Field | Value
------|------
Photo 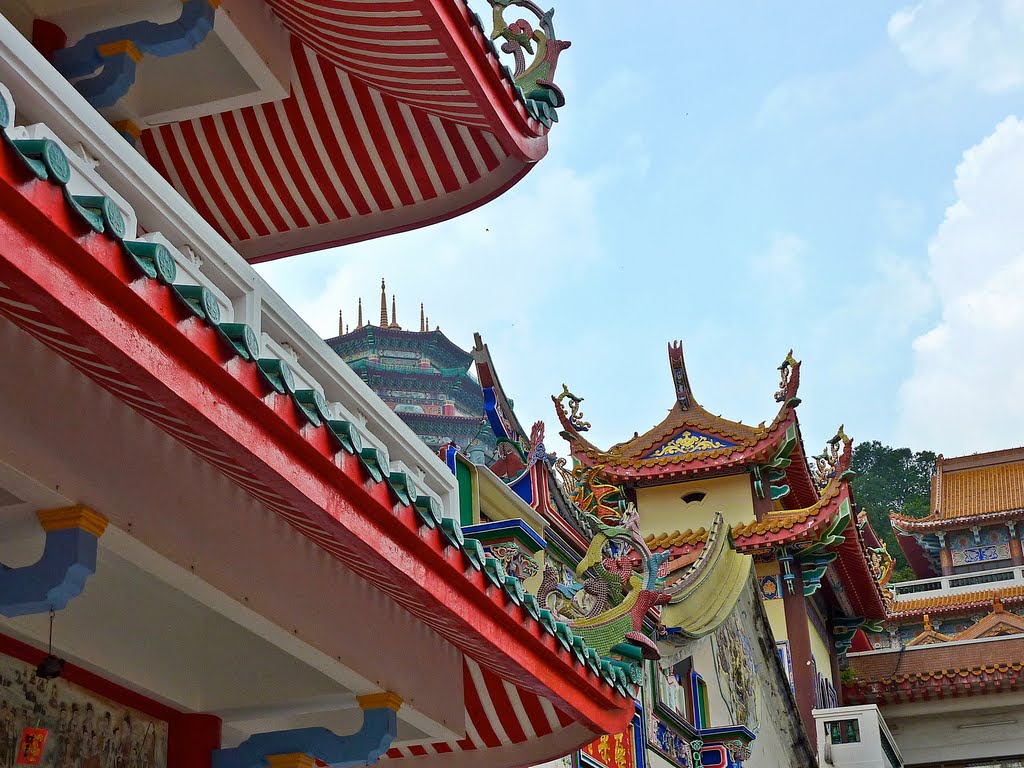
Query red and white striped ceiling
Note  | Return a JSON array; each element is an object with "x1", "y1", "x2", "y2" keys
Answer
[
  {"x1": 385, "y1": 657, "x2": 588, "y2": 763},
  {"x1": 140, "y1": 0, "x2": 552, "y2": 262}
]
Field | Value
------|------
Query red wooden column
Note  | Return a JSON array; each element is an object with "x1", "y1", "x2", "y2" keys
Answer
[
  {"x1": 169, "y1": 714, "x2": 222, "y2": 768},
  {"x1": 938, "y1": 533, "x2": 954, "y2": 576},
  {"x1": 782, "y1": 565, "x2": 818, "y2": 751},
  {"x1": 1009, "y1": 523, "x2": 1024, "y2": 566}
]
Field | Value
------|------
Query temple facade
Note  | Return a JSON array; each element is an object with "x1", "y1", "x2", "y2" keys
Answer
[
  {"x1": 551, "y1": 343, "x2": 892, "y2": 762},
  {"x1": 448, "y1": 337, "x2": 900, "y2": 768},
  {"x1": 842, "y1": 448, "x2": 1024, "y2": 767}
]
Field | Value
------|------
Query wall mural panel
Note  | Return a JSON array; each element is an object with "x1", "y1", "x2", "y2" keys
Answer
[
  {"x1": 712, "y1": 613, "x2": 759, "y2": 732},
  {"x1": 0, "y1": 653, "x2": 167, "y2": 768},
  {"x1": 950, "y1": 526, "x2": 1011, "y2": 566}
]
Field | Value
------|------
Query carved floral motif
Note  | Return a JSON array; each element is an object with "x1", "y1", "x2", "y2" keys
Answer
[{"x1": 649, "y1": 431, "x2": 731, "y2": 458}]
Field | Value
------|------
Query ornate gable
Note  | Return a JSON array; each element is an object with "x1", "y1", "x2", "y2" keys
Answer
[
  {"x1": 954, "y1": 597, "x2": 1024, "y2": 641},
  {"x1": 645, "y1": 430, "x2": 738, "y2": 458}
]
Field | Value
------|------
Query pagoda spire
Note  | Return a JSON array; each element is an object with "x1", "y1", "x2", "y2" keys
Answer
[
  {"x1": 357, "y1": 298, "x2": 363, "y2": 329},
  {"x1": 379, "y1": 279, "x2": 388, "y2": 326},
  {"x1": 338, "y1": 309, "x2": 344, "y2": 336},
  {"x1": 390, "y1": 294, "x2": 401, "y2": 329},
  {"x1": 420, "y1": 303, "x2": 425, "y2": 333}
]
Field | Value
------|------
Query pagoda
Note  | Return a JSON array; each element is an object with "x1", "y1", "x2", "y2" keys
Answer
[
  {"x1": 842, "y1": 448, "x2": 1024, "y2": 766},
  {"x1": 326, "y1": 282, "x2": 496, "y2": 462},
  {"x1": 0, "y1": 4, "x2": 645, "y2": 768},
  {"x1": 551, "y1": 343, "x2": 891, "y2": 757}
]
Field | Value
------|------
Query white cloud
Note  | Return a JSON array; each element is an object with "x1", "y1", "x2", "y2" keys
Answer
[
  {"x1": 897, "y1": 115, "x2": 1024, "y2": 453},
  {"x1": 751, "y1": 233, "x2": 806, "y2": 292},
  {"x1": 254, "y1": 160, "x2": 609, "y2": 459},
  {"x1": 878, "y1": 193, "x2": 926, "y2": 240},
  {"x1": 256, "y1": 163, "x2": 603, "y2": 342},
  {"x1": 856, "y1": 256, "x2": 935, "y2": 338},
  {"x1": 889, "y1": 0, "x2": 1024, "y2": 93}
]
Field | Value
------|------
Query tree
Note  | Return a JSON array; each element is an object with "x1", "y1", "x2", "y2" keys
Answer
[{"x1": 849, "y1": 441, "x2": 936, "y2": 580}]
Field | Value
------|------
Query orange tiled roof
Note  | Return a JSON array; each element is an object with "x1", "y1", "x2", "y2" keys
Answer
[
  {"x1": 954, "y1": 608, "x2": 1024, "y2": 641},
  {"x1": 889, "y1": 585, "x2": 1024, "y2": 617},
  {"x1": 732, "y1": 479, "x2": 842, "y2": 540},
  {"x1": 847, "y1": 636, "x2": 1024, "y2": 686},
  {"x1": 646, "y1": 528, "x2": 709, "y2": 549},
  {"x1": 934, "y1": 457, "x2": 1024, "y2": 519},
  {"x1": 905, "y1": 628, "x2": 954, "y2": 646}
]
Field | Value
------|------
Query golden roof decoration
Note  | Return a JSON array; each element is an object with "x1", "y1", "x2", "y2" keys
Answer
[
  {"x1": 648, "y1": 431, "x2": 734, "y2": 458},
  {"x1": 645, "y1": 528, "x2": 709, "y2": 550}
]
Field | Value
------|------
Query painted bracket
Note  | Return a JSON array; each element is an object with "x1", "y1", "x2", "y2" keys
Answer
[
  {"x1": 48, "y1": 0, "x2": 219, "y2": 109},
  {"x1": 0, "y1": 506, "x2": 108, "y2": 617},
  {"x1": 213, "y1": 693, "x2": 402, "y2": 768}
]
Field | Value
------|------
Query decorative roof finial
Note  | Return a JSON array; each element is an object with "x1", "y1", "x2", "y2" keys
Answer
[
  {"x1": 357, "y1": 298, "x2": 363, "y2": 329},
  {"x1": 338, "y1": 309, "x2": 344, "y2": 336},
  {"x1": 923, "y1": 614, "x2": 933, "y2": 632},
  {"x1": 390, "y1": 294, "x2": 400, "y2": 330},
  {"x1": 420, "y1": 303, "x2": 425, "y2": 333},
  {"x1": 667, "y1": 341, "x2": 693, "y2": 409},
  {"x1": 379, "y1": 279, "x2": 388, "y2": 326},
  {"x1": 775, "y1": 349, "x2": 802, "y2": 404},
  {"x1": 994, "y1": 592, "x2": 1004, "y2": 613}
]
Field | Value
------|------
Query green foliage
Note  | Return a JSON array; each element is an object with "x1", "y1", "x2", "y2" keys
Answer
[
  {"x1": 849, "y1": 441, "x2": 936, "y2": 580},
  {"x1": 839, "y1": 666, "x2": 858, "y2": 686}
]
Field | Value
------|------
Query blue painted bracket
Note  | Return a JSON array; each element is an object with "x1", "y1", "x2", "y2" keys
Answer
[
  {"x1": 50, "y1": 0, "x2": 217, "y2": 109},
  {"x1": 0, "y1": 507, "x2": 107, "y2": 617},
  {"x1": 213, "y1": 702, "x2": 399, "y2": 768}
]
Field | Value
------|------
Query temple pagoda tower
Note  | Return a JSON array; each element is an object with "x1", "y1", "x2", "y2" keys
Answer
[{"x1": 325, "y1": 281, "x2": 497, "y2": 462}]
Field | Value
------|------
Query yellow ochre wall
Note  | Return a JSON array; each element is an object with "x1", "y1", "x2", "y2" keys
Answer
[
  {"x1": 755, "y1": 559, "x2": 788, "y2": 643},
  {"x1": 634, "y1": 473, "x2": 754, "y2": 537},
  {"x1": 808, "y1": 605, "x2": 834, "y2": 686}
]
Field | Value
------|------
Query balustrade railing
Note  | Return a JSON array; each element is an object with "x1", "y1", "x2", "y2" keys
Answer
[
  {"x1": 892, "y1": 565, "x2": 1024, "y2": 599},
  {"x1": 0, "y1": 18, "x2": 458, "y2": 515}
]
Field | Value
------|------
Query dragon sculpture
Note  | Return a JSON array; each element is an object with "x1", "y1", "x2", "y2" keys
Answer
[{"x1": 538, "y1": 502, "x2": 670, "y2": 660}]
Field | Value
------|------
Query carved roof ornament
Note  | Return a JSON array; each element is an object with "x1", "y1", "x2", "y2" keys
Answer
[
  {"x1": 554, "y1": 383, "x2": 591, "y2": 432},
  {"x1": 775, "y1": 349, "x2": 801, "y2": 404},
  {"x1": 487, "y1": 0, "x2": 571, "y2": 126},
  {"x1": 814, "y1": 425, "x2": 852, "y2": 490}
]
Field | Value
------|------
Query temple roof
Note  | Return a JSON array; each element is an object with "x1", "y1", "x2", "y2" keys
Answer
[
  {"x1": 328, "y1": 324, "x2": 475, "y2": 372},
  {"x1": 643, "y1": 433, "x2": 888, "y2": 620},
  {"x1": 0, "y1": 89, "x2": 636, "y2": 756},
  {"x1": 888, "y1": 586, "x2": 1024, "y2": 620},
  {"x1": 125, "y1": 1, "x2": 571, "y2": 261},
  {"x1": 891, "y1": 447, "x2": 1024, "y2": 534},
  {"x1": 660, "y1": 513, "x2": 753, "y2": 639},
  {"x1": 552, "y1": 344, "x2": 817, "y2": 503},
  {"x1": 845, "y1": 636, "x2": 1024, "y2": 705}
]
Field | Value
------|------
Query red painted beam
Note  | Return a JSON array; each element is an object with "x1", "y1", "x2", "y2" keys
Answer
[{"x1": 0, "y1": 148, "x2": 632, "y2": 736}]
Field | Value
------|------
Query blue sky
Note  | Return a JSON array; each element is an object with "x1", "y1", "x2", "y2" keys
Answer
[{"x1": 258, "y1": 1, "x2": 1024, "y2": 461}]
